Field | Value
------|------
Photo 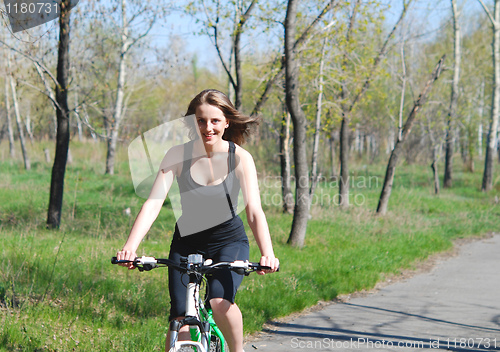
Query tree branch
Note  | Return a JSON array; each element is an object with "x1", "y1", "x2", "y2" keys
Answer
[
  {"x1": 0, "y1": 39, "x2": 60, "y2": 89},
  {"x1": 478, "y1": 0, "x2": 496, "y2": 24}
]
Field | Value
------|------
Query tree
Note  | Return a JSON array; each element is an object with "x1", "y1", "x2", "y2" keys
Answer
[
  {"x1": 186, "y1": 0, "x2": 257, "y2": 110},
  {"x1": 285, "y1": 0, "x2": 309, "y2": 248},
  {"x1": 104, "y1": 0, "x2": 158, "y2": 175},
  {"x1": 377, "y1": 55, "x2": 446, "y2": 215},
  {"x1": 7, "y1": 52, "x2": 30, "y2": 170},
  {"x1": 443, "y1": 0, "x2": 461, "y2": 188},
  {"x1": 336, "y1": 0, "x2": 411, "y2": 209},
  {"x1": 478, "y1": 0, "x2": 500, "y2": 192},
  {"x1": 47, "y1": 0, "x2": 72, "y2": 228},
  {"x1": 310, "y1": 37, "x2": 327, "y2": 201},
  {"x1": 280, "y1": 110, "x2": 294, "y2": 213}
]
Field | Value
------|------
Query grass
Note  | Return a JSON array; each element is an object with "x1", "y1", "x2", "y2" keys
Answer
[{"x1": 1, "y1": 140, "x2": 499, "y2": 351}]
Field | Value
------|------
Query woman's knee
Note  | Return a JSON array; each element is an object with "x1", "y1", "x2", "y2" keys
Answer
[{"x1": 210, "y1": 298, "x2": 233, "y2": 315}]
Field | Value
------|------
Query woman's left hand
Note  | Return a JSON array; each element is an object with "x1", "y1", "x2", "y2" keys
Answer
[{"x1": 258, "y1": 255, "x2": 280, "y2": 275}]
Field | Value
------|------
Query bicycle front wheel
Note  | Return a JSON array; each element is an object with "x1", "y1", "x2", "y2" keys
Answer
[{"x1": 209, "y1": 333, "x2": 229, "y2": 352}]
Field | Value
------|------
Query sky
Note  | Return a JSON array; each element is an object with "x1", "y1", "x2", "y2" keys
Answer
[{"x1": 145, "y1": 0, "x2": 489, "y2": 70}]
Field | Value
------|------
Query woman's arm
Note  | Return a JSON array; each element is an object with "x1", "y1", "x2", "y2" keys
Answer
[
  {"x1": 236, "y1": 147, "x2": 279, "y2": 273},
  {"x1": 116, "y1": 146, "x2": 181, "y2": 269}
]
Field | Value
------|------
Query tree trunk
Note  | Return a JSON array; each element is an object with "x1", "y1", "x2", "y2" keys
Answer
[
  {"x1": 234, "y1": 0, "x2": 255, "y2": 110},
  {"x1": 285, "y1": 0, "x2": 309, "y2": 248},
  {"x1": 8, "y1": 56, "x2": 30, "y2": 170},
  {"x1": 310, "y1": 38, "x2": 326, "y2": 202},
  {"x1": 497, "y1": 131, "x2": 500, "y2": 162},
  {"x1": 444, "y1": 0, "x2": 461, "y2": 188},
  {"x1": 426, "y1": 116, "x2": 441, "y2": 195},
  {"x1": 25, "y1": 111, "x2": 34, "y2": 144},
  {"x1": 431, "y1": 147, "x2": 440, "y2": 195},
  {"x1": 338, "y1": 0, "x2": 361, "y2": 209},
  {"x1": 467, "y1": 125, "x2": 475, "y2": 172},
  {"x1": 47, "y1": 0, "x2": 71, "y2": 228},
  {"x1": 478, "y1": 123, "x2": 483, "y2": 157},
  {"x1": 329, "y1": 128, "x2": 337, "y2": 177},
  {"x1": 106, "y1": 0, "x2": 130, "y2": 175},
  {"x1": 339, "y1": 114, "x2": 350, "y2": 208},
  {"x1": 480, "y1": 0, "x2": 500, "y2": 192},
  {"x1": 377, "y1": 55, "x2": 445, "y2": 215},
  {"x1": 280, "y1": 112, "x2": 294, "y2": 214},
  {"x1": 398, "y1": 39, "x2": 406, "y2": 142},
  {"x1": 4, "y1": 72, "x2": 15, "y2": 158},
  {"x1": 75, "y1": 90, "x2": 83, "y2": 141}
]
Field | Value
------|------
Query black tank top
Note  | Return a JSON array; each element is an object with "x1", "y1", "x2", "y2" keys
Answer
[{"x1": 174, "y1": 140, "x2": 246, "y2": 245}]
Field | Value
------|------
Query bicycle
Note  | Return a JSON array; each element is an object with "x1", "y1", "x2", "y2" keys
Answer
[{"x1": 112, "y1": 254, "x2": 274, "y2": 352}]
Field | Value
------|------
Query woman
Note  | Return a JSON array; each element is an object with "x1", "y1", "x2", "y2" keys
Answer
[{"x1": 116, "y1": 89, "x2": 279, "y2": 352}]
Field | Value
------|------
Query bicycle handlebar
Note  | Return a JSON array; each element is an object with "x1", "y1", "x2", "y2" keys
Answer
[{"x1": 111, "y1": 256, "x2": 278, "y2": 275}]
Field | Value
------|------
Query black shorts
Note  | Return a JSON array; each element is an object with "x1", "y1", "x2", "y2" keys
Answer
[{"x1": 167, "y1": 237, "x2": 249, "y2": 320}]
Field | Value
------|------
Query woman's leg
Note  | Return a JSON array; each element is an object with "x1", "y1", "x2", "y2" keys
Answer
[
  {"x1": 210, "y1": 298, "x2": 244, "y2": 352},
  {"x1": 167, "y1": 239, "x2": 203, "y2": 351},
  {"x1": 206, "y1": 239, "x2": 249, "y2": 352}
]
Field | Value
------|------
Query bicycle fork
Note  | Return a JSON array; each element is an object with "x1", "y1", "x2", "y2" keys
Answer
[{"x1": 169, "y1": 273, "x2": 210, "y2": 351}]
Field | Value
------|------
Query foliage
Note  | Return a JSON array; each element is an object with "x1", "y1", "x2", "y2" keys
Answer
[{"x1": 1, "y1": 142, "x2": 499, "y2": 350}]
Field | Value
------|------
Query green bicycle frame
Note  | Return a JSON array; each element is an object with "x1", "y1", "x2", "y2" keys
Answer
[{"x1": 189, "y1": 303, "x2": 226, "y2": 352}]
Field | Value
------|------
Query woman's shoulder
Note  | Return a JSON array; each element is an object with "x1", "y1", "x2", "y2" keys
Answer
[
  {"x1": 160, "y1": 143, "x2": 189, "y2": 174},
  {"x1": 233, "y1": 143, "x2": 256, "y2": 171},
  {"x1": 233, "y1": 143, "x2": 252, "y2": 160},
  {"x1": 166, "y1": 143, "x2": 187, "y2": 161}
]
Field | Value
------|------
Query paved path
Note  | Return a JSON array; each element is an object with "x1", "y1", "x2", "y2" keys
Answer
[{"x1": 245, "y1": 234, "x2": 500, "y2": 352}]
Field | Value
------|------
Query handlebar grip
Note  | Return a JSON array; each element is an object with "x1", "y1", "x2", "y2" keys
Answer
[
  {"x1": 252, "y1": 264, "x2": 279, "y2": 272},
  {"x1": 111, "y1": 257, "x2": 134, "y2": 265}
]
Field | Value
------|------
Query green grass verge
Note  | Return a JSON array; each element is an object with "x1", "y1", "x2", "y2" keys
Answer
[{"x1": 1, "y1": 141, "x2": 499, "y2": 351}]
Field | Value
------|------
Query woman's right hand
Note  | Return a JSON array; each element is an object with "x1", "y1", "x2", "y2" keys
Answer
[{"x1": 116, "y1": 249, "x2": 137, "y2": 270}]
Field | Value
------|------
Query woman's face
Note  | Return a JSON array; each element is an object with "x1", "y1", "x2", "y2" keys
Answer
[{"x1": 195, "y1": 104, "x2": 228, "y2": 147}]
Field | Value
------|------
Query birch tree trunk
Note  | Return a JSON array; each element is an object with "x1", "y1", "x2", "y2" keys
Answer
[
  {"x1": 4, "y1": 73, "x2": 15, "y2": 158},
  {"x1": 478, "y1": 81, "x2": 485, "y2": 157},
  {"x1": 310, "y1": 38, "x2": 326, "y2": 202},
  {"x1": 280, "y1": 112, "x2": 294, "y2": 214},
  {"x1": 426, "y1": 116, "x2": 441, "y2": 194},
  {"x1": 47, "y1": 0, "x2": 72, "y2": 228},
  {"x1": 106, "y1": 0, "x2": 130, "y2": 175},
  {"x1": 479, "y1": 0, "x2": 500, "y2": 192},
  {"x1": 444, "y1": 0, "x2": 461, "y2": 188},
  {"x1": 377, "y1": 55, "x2": 445, "y2": 215},
  {"x1": 285, "y1": 0, "x2": 310, "y2": 248},
  {"x1": 8, "y1": 56, "x2": 31, "y2": 170}
]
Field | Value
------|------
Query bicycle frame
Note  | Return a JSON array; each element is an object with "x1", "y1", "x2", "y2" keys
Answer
[{"x1": 167, "y1": 258, "x2": 227, "y2": 352}]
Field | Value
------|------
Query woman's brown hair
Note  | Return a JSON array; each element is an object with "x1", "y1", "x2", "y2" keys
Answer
[{"x1": 185, "y1": 89, "x2": 259, "y2": 145}]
